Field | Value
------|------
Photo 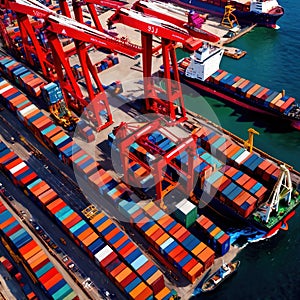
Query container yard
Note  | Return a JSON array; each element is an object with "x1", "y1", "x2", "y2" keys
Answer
[{"x1": 0, "y1": 0, "x2": 299, "y2": 300}]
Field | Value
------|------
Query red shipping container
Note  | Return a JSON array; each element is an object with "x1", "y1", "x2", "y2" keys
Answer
[
  {"x1": 136, "y1": 260, "x2": 153, "y2": 277},
  {"x1": 109, "y1": 262, "x2": 127, "y2": 279},
  {"x1": 120, "y1": 271, "x2": 137, "y2": 289},
  {"x1": 177, "y1": 230, "x2": 190, "y2": 243},
  {"x1": 99, "y1": 251, "x2": 118, "y2": 268},
  {"x1": 118, "y1": 242, "x2": 135, "y2": 257},
  {"x1": 173, "y1": 250, "x2": 188, "y2": 264},
  {"x1": 172, "y1": 226, "x2": 187, "y2": 240},
  {"x1": 46, "y1": 199, "x2": 66, "y2": 214},
  {"x1": 147, "y1": 271, "x2": 165, "y2": 295},
  {"x1": 19, "y1": 240, "x2": 38, "y2": 256},
  {"x1": 182, "y1": 257, "x2": 198, "y2": 278},
  {"x1": 4, "y1": 157, "x2": 23, "y2": 171},
  {"x1": 168, "y1": 246, "x2": 182, "y2": 263},
  {"x1": 149, "y1": 228, "x2": 164, "y2": 242},
  {"x1": 43, "y1": 273, "x2": 63, "y2": 290},
  {"x1": 243, "y1": 178, "x2": 257, "y2": 191},
  {"x1": 19, "y1": 172, "x2": 38, "y2": 186},
  {"x1": 168, "y1": 223, "x2": 182, "y2": 236},
  {"x1": 6, "y1": 224, "x2": 23, "y2": 237},
  {"x1": 38, "y1": 189, "x2": 58, "y2": 206},
  {"x1": 39, "y1": 267, "x2": 59, "y2": 285}
]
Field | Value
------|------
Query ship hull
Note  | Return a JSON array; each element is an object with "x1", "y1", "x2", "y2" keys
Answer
[
  {"x1": 167, "y1": 0, "x2": 283, "y2": 28},
  {"x1": 178, "y1": 72, "x2": 300, "y2": 130},
  {"x1": 204, "y1": 196, "x2": 296, "y2": 238}
]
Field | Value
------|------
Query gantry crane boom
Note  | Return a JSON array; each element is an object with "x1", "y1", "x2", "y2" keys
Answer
[
  {"x1": 108, "y1": 7, "x2": 202, "y2": 122},
  {"x1": 1, "y1": 0, "x2": 203, "y2": 126}
]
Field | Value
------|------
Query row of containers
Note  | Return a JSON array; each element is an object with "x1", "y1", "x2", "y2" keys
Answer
[
  {"x1": 0, "y1": 55, "x2": 219, "y2": 291},
  {"x1": 0, "y1": 256, "x2": 38, "y2": 300},
  {"x1": 194, "y1": 125, "x2": 281, "y2": 186},
  {"x1": 0, "y1": 55, "x2": 47, "y2": 97},
  {"x1": 71, "y1": 54, "x2": 119, "y2": 80},
  {"x1": 117, "y1": 199, "x2": 215, "y2": 282},
  {"x1": 0, "y1": 51, "x2": 262, "y2": 285},
  {"x1": 0, "y1": 54, "x2": 95, "y2": 141},
  {"x1": 195, "y1": 215, "x2": 230, "y2": 256},
  {"x1": 208, "y1": 69, "x2": 296, "y2": 115},
  {"x1": 108, "y1": 129, "x2": 220, "y2": 192},
  {"x1": 0, "y1": 141, "x2": 176, "y2": 300},
  {"x1": 0, "y1": 198, "x2": 78, "y2": 300}
]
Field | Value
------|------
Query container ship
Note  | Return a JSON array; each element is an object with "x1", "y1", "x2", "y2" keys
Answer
[
  {"x1": 0, "y1": 1, "x2": 299, "y2": 298},
  {"x1": 171, "y1": 42, "x2": 300, "y2": 130},
  {"x1": 162, "y1": 0, "x2": 284, "y2": 28}
]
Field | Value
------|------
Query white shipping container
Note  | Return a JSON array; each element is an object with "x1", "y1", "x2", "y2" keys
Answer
[
  {"x1": 19, "y1": 104, "x2": 37, "y2": 118},
  {"x1": 235, "y1": 150, "x2": 250, "y2": 165},
  {"x1": 9, "y1": 162, "x2": 27, "y2": 174},
  {"x1": 0, "y1": 84, "x2": 13, "y2": 94},
  {"x1": 180, "y1": 201, "x2": 196, "y2": 215},
  {"x1": 94, "y1": 245, "x2": 113, "y2": 264}
]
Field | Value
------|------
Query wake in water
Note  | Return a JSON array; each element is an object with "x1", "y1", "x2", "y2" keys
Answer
[
  {"x1": 227, "y1": 226, "x2": 268, "y2": 247},
  {"x1": 192, "y1": 226, "x2": 278, "y2": 297}
]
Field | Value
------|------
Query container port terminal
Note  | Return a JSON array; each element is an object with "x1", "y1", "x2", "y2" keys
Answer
[{"x1": 0, "y1": 1, "x2": 299, "y2": 300}]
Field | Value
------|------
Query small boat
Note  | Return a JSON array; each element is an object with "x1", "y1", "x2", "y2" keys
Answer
[{"x1": 201, "y1": 260, "x2": 240, "y2": 293}]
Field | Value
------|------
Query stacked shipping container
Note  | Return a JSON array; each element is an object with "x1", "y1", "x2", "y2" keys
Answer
[
  {"x1": 0, "y1": 51, "x2": 283, "y2": 296},
  {"x1": 0, "y1": 199, "x2": 78, "y2": 300},
  {"x1": 196, "y1": 215, "x2": 230, "y2": 256},
  {"x1": 208, "y1": 69, "x2": 296, "y2": 115},
  {"x1": 0, "y1": 141, "x2": 168, "y2": 299}
]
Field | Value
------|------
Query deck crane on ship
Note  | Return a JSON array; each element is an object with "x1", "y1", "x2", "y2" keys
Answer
[
  {"x1": 256, "y1": 164, "x2": 293, "y2": 224},
  {"x1": 0, "y1": 0, "x2": 203, "y2": 128}
]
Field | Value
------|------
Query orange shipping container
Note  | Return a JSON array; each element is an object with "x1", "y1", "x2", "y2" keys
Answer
[
  {"x1": 109, "y1": 262, "x2": 127, "y2": 279},
  {"x1": 27, "y1": 250, "x2": 45, "y2": 268},
  {"x1": 187, "y1": 263, "x2": 203, "y2": 283},
  {"x1": 0, "y1": 216, "x2": 15, "y2": 230},
  {"x1": 129, "y1": 282, "x2": 152, "y2": 300},
  {"x1": 115, "y1": 267, "x2": 132, "y2": 284},
  {"x1": 38, "y1": 189, "x2": 58, "y2": 206},
  {"x1": 112, "y1": 235, "x2": 128, "y2": 249},
  {"x1": 82, "y1": 232, "x2": 98, "y2": 248},
  {"x1": 191, "y1": 242, "x2": 207, "y2": 257},
  {"x1": 246, "y1": 83, "x2": 261, "y2": 98},
  {"x1": 23, "y1": 245, "x2": 41, "y2": 261},
  {"x1": 90, "y1": 212, "x2": 106, "y2": 225},
  {"x1": 43, "y1": 273, "x2": 64, "y2": 290},
  {"x1": 154, "y1": 287, "x2": 172, "y2": 300},
  {"x1": 104, "y1": 228, "x2": 121, "y2": 242},
  {"x1": 77, "y1": 228, "x2": 94, "y2": 242},
  {"x1": 96, "y1": 219, "x2": 113, "y2": 233}
]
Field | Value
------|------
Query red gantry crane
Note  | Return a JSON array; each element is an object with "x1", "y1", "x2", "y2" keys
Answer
[
  {"x1": 1, "y1": 0, "x2": 202, "y2": 128},
  {"x1": 113, "y1": 118, "x2": 199, "y2": 207},
  {"x1": 107, "y1": 7, "x2": 202, "y2": 123},
  {"x1": 132, "y1": 0, "x2": 220, "y2": 43}
]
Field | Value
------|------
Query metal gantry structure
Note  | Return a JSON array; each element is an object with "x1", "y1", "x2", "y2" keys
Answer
[
  {"x1": 113, "y1": 118, "x2": 199, "y2": 207},
  {"x1": 0, "y1": 0, "x2": 202, "y2": 130},
  {"x1": 108, "y1": 7, "x2": 202, "y2": 123}
]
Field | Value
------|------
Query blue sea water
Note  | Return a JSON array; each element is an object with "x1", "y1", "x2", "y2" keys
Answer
[{"x1": 183, "y1": 1, "x2": 300, "y2": 299}]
